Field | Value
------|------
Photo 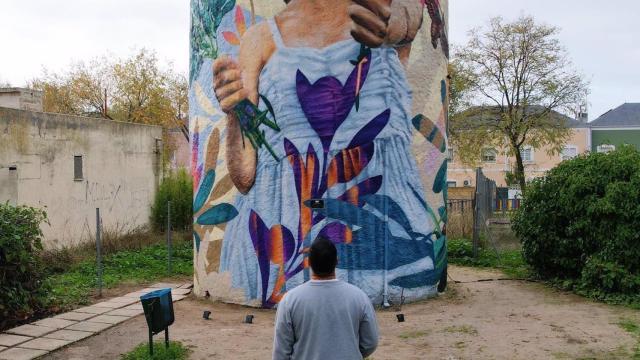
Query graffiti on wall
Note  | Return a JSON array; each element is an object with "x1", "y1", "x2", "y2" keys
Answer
[{"x1": 190, "y1": 0, "x2": 449, "y2": 307}]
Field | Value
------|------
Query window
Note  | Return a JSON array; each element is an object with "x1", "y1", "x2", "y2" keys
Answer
[
  {"x1": 447, "y1": 147, "x2": 454, "y2": 161},
  {"x1": 447, "y1": 181, "x2": 457, "y2": 188},
  {"x1": 597, "y1": 144, "x2": 615, "y2": 153},
  {"x1": 521, "y1": 147, "x2": 534, "y2": 163},
  {"x1": 561, "y1": 146, "x2": 578, "y2": 161},
  {"x1": 482, "y1": 148, "x2": 497, "y2": 163},
  {"x1": 74, "y1": 155, "x2": 83, "y2": 180}
]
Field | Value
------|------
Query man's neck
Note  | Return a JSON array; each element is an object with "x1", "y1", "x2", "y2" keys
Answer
[{"x1": 311, "y1": 273, "x2": 336, "y2": 281}]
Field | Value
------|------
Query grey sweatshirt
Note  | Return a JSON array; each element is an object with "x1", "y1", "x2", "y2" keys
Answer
[{"x1": 272, "y1": 279, "x2": 379, "y2": 360}]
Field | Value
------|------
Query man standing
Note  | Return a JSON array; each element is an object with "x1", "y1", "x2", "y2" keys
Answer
[{"x1": 272, "y1": 237, "x2": 379, "y2": 360}]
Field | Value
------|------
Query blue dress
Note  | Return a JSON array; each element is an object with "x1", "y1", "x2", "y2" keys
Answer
[{"x1": 220, "y1": 19, "x2": 440, "y2": 307}]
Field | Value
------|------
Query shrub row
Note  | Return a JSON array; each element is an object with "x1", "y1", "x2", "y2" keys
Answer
[{"x1": 512, "y1": 145, "x2": 640, "y2": 301}]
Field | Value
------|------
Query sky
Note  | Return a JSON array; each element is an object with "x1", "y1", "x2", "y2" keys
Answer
[{"x1": 0, "y1": 0, "x2": 638, "y2": 120}]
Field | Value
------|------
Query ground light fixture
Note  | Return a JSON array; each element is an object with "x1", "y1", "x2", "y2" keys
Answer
[
  {"x1": 203, "y1": 310, "x2": 212, "y2": 320},
  {"x1": 244, "y1": 314, "x2": 255, "y2": 324},
  {"x1": 140, "y1": 288, "x2": 175, "y2": 356}
]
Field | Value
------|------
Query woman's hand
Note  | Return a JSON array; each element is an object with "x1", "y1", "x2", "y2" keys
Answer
[
  {"x1": 213, "y1": 56, "x2": 248, "y2": 114},
  {"x1": 348, "y1": 0, "x2": 392, "y2": 48},
  {"x1": 349, "y1": 0, "x2": 423, "y2": 49}
]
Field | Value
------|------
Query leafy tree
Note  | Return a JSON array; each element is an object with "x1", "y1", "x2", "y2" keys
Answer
[
  {"x1": 450, "y1": 16, "x2": 588, "y2": 191},
  {"x1": 30, "y1": 49, "x2": 188, "y2": 141},
  {"x1": 447, "y1": 62, "x2": 472, "y2": 118}
]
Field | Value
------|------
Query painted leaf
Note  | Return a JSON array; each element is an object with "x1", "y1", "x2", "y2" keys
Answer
[
  {"x1": 194, "y1": 170, "x2": 216, "y2": 212},
  {"x1": 433, "y1": 161, "x2": 447, "y2": 194},
  {"x1": 438, "y1": 206, "x2": 447, "y2": 223},
  {"x1": 205, "y1": 128, "x2": 220, "y2": 170},
  {"x1": 222, "y1": 31, "x2": 240, "y2": 45},
  {"x1": 248, "y1": 210, "x2": 271, "y2": 306},
  {"x1": 197, "y1": 203, "x2": 238, "y2": 225},
  {"x1": 336, "y1": 176, "x2": 383, "y2": 206},
  {"x1": 348, "y1": 109, "x2": 390, "y2": 148},
  {"x1": 326, "y1": 142, "x2": 374, "y2": 187},
  {"x1": 194, "y1": 231, "x2": 201, "y2": 253},
  {"x1": 318, "y1": 222, "x2": 353, "y2": 244},
  {"x1": 306, "y1": 198, "x2": 434, "y2": 270},
  {"x1": 269, "y1": 225, "x2": 296, "y2": 265},
  {"x1": 412, "y1": 114, "x2": 446, "y2": 153},
  {"x1": 210, "y1": 173, "x2": 234, "y2": 201},
  {"x1": 361, "y1": 194, "x2": 414, "y2": 235},
  {"x1": 234, "y1": 5, "x2": 246, "y2": 36}
]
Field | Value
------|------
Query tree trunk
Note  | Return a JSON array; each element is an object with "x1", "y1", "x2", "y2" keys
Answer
[{"x1": 513, "y1": 146, "x2": 527, "y2": 192}]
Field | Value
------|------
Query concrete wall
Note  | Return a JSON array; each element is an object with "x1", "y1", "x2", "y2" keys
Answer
[
  {"x1": 0, "y1": 88, "x2": 43, "y2": 112},
  {"x1": 190, "y1": 0, "x2": 449, "y2": 307},
  {"x1": 0, "y1": 107, "x2": 163, "y2": 247},
  {"x1": 448, "y1": 127, "x2": 590, "y2": 187}
]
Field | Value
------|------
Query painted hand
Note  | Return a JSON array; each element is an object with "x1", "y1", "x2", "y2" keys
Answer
[
  {"x1": 213, "y1": 56, "x2": 248, "y2": 113},
  {"x1": 348, "y1": 0, "x2": 392, "y2": 48}
]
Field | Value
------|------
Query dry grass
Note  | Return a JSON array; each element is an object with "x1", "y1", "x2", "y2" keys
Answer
[
  {"x1": 41, "y1": 224, "x2": 191, "y2": 273},
  {"x1": 447, "y1": 210, "x2": 474, "y2": 239}
]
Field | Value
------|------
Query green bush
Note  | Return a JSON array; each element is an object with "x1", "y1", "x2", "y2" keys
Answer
[
  {"x1": 512, "y1": 145, "x2": 640, "y2": 300},
  {"x1": 448, "y1": 238, "x2": 474, "y2": 258},
  {"x1": 0, "y1": 203, "x2": 50, "y2": 329},
  {"x1": 151, "y1": 169, "x2": 193, "y2": 232}
]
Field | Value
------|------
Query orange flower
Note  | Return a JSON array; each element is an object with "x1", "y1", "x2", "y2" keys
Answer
[{"x1": 222, "y1": 6, "x2": 247, "y2": 46}]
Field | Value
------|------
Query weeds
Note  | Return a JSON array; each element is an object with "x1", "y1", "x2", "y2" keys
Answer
[
  {"x1": 121, "y1": 341, "x2": 190, "y2": 360},
  {"x1": 443, "y1": 325, "x2": 478, "y2": 336},
  {"x1": 46, "y1": 236, "x2": 193, "y2": 311},
  {"x1": 398, "y1": 330, "x2": 429, "y2": 339},
  {"x1": 618, "y1": 318, "x2": 640, "y2": 359},
  {"x1": 447, "y1": 238, "x2": 531, "y2": 278},
  {"x1": 41, "y1": 226, "x2": 191, "y2": 274}
]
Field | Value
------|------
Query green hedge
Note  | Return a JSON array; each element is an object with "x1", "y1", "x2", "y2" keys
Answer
[
  {"x1": 512, "y1": 145, "x2": 640, "y2": 302},
  {"x1": 0, "y1": 203, "x2": 50, "y2": 329},
  {"x1": 151, "y1": 169, "x2": 193, "y2": 232}
]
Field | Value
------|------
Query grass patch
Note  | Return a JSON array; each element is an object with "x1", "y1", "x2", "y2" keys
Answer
[
  {"x1": 443, "y1": 325, "x2": 478, "y2": 336},
  {"x1": 398, "y1": 330, "x2": 429, "y2": 339},
  {"x1": 618, "y1": 318, "x2": 640, "y2": 359},
  {"x1": 448, "y1": 238, "x2": 531, "y2": 278},
  {"x1": 46, "y1": 238, "x2": 193, "y2": 310},
  {"x1": 121, "y1": 341, "x2": 190, "y2": 360}
]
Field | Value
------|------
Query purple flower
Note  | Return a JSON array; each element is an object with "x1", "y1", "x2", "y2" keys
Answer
[{"x1": 296, "y1": 53, "x2": 371, "y2": 152}]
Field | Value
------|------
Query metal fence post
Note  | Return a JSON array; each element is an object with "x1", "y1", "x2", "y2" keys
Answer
[
  {"x1": 472, "y1": 169, "x2": 481, "y2": 258},
  {"x1": 167, "y1": 200, "x2": 172, "y2": 274},
  {"x1": 96, "y1": 208, "x2": 103, "y2": 298}
]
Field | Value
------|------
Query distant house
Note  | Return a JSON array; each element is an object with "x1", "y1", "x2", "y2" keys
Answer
[
  {"x1": 590, "y1": 103, "x2": 640, "y2": 152},
  {"x1": 447, "y1": 106, "x2": 590, "y2": 188}
]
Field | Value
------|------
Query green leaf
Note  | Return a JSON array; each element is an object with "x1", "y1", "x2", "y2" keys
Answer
[
  {"x1": 194, "y1": 170, "x2": 216, "y2": 212},
  {"x1": 197, "y1": 203, "x2": 238, "y2": 225}
]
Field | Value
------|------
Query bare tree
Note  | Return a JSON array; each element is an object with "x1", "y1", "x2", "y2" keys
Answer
[{"x1": 450, "y1": 16, "x2": 589, "y2": 191}]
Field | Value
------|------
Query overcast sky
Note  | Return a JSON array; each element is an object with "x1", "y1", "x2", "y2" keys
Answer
[{"x1": 1, "y1": 0, "x2": 637, "y2": 120}]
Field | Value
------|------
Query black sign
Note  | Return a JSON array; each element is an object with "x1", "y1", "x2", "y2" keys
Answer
[{"x1": 308, "y1": 199, "x2": 325, "y2": 209}]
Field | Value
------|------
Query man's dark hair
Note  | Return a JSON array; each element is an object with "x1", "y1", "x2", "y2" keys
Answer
[{"x1": 309, "y1": 236, "x2": 337, "y2": 276}]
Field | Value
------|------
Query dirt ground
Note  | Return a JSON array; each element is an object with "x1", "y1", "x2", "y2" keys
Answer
[{"x1": 44, "y1": 266, "x2": 640, "y2": 360}]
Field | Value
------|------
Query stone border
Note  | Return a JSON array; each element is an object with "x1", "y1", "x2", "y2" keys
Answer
[{"x1": 0, "y1": 283, "x2": 191, "y2": 360}]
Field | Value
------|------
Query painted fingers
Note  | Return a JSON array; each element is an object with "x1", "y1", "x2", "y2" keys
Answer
[
  {"x1": 213, "y1": 56, "x2": 248, "y2": 113},
  {"x1": 349, "y1": 0, "x2": 393, "y2": 48}
]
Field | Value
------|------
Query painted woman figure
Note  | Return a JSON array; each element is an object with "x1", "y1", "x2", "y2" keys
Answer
[{"x1": 212, "y1": 0, "x2": 445, "y2": 307}]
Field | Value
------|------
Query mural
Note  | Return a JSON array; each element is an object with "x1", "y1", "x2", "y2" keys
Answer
[{"x1": 190, "y1": 0, "x2": 449, "y2": 308}]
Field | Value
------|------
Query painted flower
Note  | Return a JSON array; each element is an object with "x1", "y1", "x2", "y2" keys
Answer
[
  {"x1": 222, "y1": 6, "x2": 249, "y2": 46},
  {"x1": 295, "y1": 53, "x2": 371, "y2": 152}
]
